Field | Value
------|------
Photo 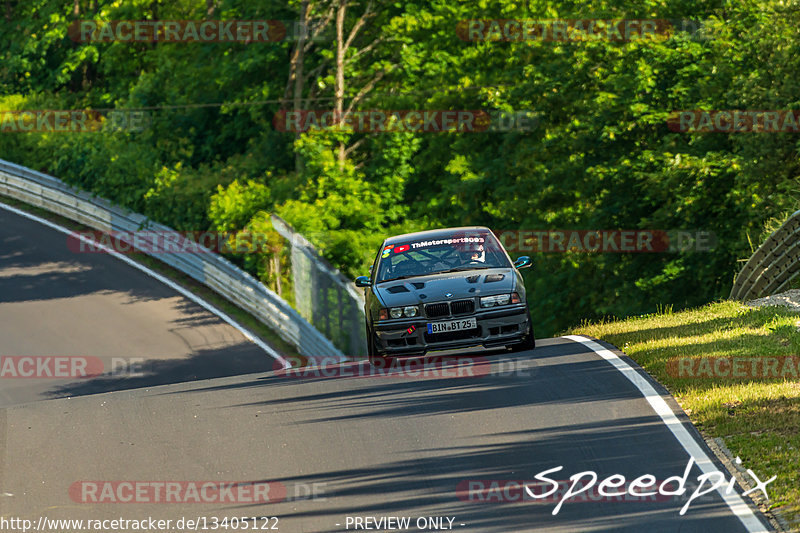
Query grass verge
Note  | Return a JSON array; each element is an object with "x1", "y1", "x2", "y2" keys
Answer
[
  {"x1": 570, "y1": 300, "x2": 800, "y2": 528},
  {"x1": 0, "y1": 194, "x2": 301, "y2": 361}
]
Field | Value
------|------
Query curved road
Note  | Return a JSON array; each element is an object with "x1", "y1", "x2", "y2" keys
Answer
[
  {"x1": 0, "y1": 205, "x2": 275, "y2": 405},
  {"x1": 0, "y1": 203, "x2": 773, "y2": 532}
]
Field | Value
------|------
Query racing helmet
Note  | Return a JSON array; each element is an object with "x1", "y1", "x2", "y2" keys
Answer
[{"x1": 459, "y1": 242, "x2": 485, "y2": 263}]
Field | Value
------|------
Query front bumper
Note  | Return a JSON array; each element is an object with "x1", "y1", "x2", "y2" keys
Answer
[{"x1": 372, "y1": 304, "x2": 529, "y2": 355}]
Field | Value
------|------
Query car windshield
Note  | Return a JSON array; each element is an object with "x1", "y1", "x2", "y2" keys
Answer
[{"x1": 375, "y1": 231, "x2": 511, "y2": 283}]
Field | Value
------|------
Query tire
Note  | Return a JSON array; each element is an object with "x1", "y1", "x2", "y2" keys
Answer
[
  {"x1": 366, "y1": 323, "x2": 375, "y2": 358},
  {"x1": 366, "y1": 323, "x2": 389, "y2": 366},
  {"x1": 510, "y1": 311, "x2": 536, "y2": 352}
]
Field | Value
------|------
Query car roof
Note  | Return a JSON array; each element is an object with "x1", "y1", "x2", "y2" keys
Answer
[{"x1": 383, "y1": 226, "x2": 494, "y2": 245}]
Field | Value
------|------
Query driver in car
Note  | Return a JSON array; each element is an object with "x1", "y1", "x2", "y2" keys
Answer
[{"x1": 461, "y1": 244, "x2": 485, "y2": 265}]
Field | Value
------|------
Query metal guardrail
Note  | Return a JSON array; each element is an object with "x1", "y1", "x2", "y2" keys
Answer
[
  {"x1": 271, "y1": 215, "x2": 366, "y2": 357},
  {"x1": 730, "y1": 209, "x2": 800, "y2": 301},
  {"x1": 0, "y1": 158, "x2": 344, "y2": 358}
]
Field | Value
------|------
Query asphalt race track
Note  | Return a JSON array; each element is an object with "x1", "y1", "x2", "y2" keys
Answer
[
  {"x1": 0, "y1": 204, "x2": 773, "y2": 532},
  {"x1": 0, "y1": 206, "x2": 274, "y2": 406}
]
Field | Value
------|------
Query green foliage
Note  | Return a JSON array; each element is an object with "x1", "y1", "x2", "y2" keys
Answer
[
  {"x1": 209, "y1": 179, "x2": 272, "y2": 232},
  {"x1": 3, "y1": 0, "x2": 800, "y2": 337}
]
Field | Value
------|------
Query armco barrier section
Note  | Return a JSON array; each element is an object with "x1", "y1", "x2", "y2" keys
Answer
[
  {"x1": 730, "y1": 209, "x2": 800, "y2": 301},
  {"x1": 0, "y1": 158, "x2": 343, "y2": 359}
]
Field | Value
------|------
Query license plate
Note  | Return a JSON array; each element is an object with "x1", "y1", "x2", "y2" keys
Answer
[{"x1": 427, "y1": 317, "x2": 477, "y2": 334}]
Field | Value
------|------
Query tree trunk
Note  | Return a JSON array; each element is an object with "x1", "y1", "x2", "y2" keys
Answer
[
  {"x1": 335, "y1": 0, "x2": 346, "y2": 167},
  {"x1": 293, "y1": 0, "x2": 310, "y2": 174},
  {"x1": 272, "y1": 253, "x2": 283, "y2": 297}
]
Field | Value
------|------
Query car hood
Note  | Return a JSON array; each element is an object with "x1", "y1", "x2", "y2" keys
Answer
[{"x1": 373, "y1": 268, "x2": 516, "y2": 307}]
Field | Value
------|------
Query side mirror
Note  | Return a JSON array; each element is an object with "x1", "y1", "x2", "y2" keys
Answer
[
  {"x1": 355, "y1": 275, "x2": 372, "y2": 287},
  {"x1": 513, "y1": 256, "x2": 532, "y2": 269}
]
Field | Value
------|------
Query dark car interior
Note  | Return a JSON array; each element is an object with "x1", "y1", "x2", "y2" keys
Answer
[{"x1": 376, "y1": 235, "x2": 510, "y2": 283}]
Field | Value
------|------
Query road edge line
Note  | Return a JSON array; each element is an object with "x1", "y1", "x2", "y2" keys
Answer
[
  {"x1": 0, "y1": 200, "x2": 291, "y2": 370},
  {"x1": 564, "y1": 334, "x2": 771, "y2": 533}
]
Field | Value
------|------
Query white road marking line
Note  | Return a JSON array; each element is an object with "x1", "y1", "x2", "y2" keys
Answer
[
  {"x1": 0, "y1": 200, "x2": 290, "y2": 369},
  {"x1": 564, "y1": 334, "x2": 768, "y2": 532}
]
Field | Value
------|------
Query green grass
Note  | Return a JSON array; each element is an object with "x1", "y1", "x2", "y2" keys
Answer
[
  {"x1": 0, "y1": 194, "x2": 300, "y2": 361},
  {"x1": 571, "y1": 300, "x2": 800, "y2": 526}
]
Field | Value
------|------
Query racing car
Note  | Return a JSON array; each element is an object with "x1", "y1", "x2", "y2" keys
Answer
[{"x1": 355, "y1": 227, "x2": 534, "y2": 365}]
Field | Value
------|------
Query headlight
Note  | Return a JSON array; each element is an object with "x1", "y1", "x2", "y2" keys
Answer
[
  {"x1": 383, "y1": 306, "x2": 419, "y2": 319},
  {"x1": 480, "y1": 294, "x2": 512, "y2": 308}
]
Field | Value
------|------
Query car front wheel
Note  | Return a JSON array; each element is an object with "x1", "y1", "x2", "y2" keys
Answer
[
  {"x1": 509, "y1": 311, "x2": 536, "y2": 352},
  {"x1": 366, "y1": 324, "x2": 389, "y2": 366}
]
